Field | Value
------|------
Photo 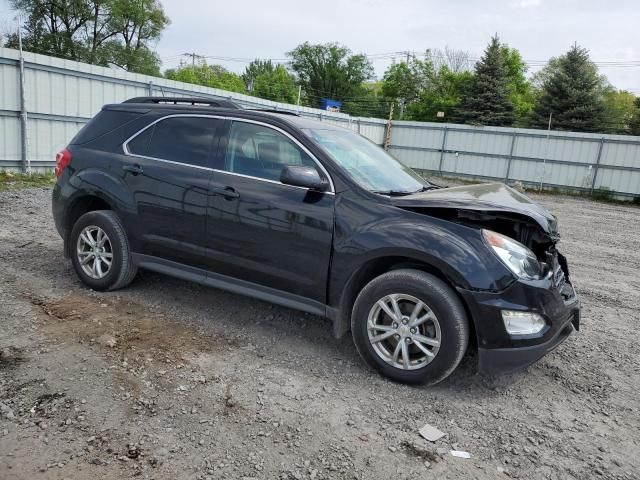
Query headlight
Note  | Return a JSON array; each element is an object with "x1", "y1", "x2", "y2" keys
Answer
[{"x1": 482, "y1": 229, "x2": 542, "y2": 280}]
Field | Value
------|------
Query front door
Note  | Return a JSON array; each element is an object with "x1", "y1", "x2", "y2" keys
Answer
[
  {"x1": 118, "y1": 115, "x2": 223, "y2": 267},
  {"x1": 206, "y1": 120, "x2": 335, "y2": 303}
]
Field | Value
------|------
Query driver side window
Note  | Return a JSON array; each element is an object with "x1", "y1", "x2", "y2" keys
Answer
[{"x1": 224, "y1": 121, "x2": 318, "y2": 182}]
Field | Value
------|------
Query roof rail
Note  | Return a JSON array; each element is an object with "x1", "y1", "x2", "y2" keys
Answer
[
  {"x1": 123, "y1": 97, "x2": 240, "y2": 109},
  {"x1": 247, "y1": 108, "x2": 300, "y2": 116}
]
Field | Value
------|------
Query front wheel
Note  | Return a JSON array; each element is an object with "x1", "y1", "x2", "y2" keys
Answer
[{"x1": 351, "y1": 269, "x2": 469, "y2": 385}]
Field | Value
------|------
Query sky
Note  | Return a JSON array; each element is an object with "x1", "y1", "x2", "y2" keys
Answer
[{"x1": 1, "y1": 0, "x2": 639, "y2": 93}]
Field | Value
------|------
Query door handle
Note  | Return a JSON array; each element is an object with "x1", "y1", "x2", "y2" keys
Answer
[
  {"x1": 212, "y1": 186, "x2": 240, "y2": 199},
  {"x1": 123, "y1": 164, "x2": 143, "y2": 175}
]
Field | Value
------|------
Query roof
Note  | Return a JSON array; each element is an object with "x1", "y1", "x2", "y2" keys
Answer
[{"x1": 108, "y1": 97, "x2": 348, "y2": 132}]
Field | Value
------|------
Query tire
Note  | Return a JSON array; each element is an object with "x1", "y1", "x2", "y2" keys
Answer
[
  {"x1": 69, "y1": 210, "x2": 137, "y2": 291},
  {"x1": 351, "y1": 269, "x2": 469, "y2": 385}
]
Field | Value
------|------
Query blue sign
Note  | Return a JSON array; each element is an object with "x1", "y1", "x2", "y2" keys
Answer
[{"x1": 320, "y1": 98, "x2": 342, "y2": 112}]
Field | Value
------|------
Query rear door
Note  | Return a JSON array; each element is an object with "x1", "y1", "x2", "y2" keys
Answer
[
  {"x1": 205, "y1": 119, "x2": 335, "y2": 303},
  {"x1": 119, "y1": 114, "x2": 223, "y2": 267}
]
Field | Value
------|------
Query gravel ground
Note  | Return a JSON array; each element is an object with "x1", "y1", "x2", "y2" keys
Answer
[{"x1": 0, "y1": 186, "x2": 639, "y2": 480}]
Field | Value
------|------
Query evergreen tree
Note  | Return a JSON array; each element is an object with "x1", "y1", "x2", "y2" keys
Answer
[
  {"x1": 530, "y1": 45, "x2": 606, "y2": 132},
  {"x1": 454, "y1": 36, "x2": 515, "y2": 126}
]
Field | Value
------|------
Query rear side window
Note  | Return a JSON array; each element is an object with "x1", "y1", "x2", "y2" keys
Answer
[
  {"x1": 127, "y1": 126, "x2": 153, "y2": 155},
  {"x1": 127, "y1": 116, "x2": 221, "y2": 168}
]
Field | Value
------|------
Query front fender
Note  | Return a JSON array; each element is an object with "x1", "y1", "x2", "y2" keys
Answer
[{"x1": 328, "y1": 193, "x2": 515, "y2": 312}]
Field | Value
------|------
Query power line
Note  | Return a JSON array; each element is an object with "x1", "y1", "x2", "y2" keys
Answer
[{"x1": 163, "y1": 50, "x2": 640, "y2": 71}]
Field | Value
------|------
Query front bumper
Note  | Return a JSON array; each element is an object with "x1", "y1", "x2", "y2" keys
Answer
[
  {"x1": 458, "y1": 264, "x2": 580, "y2": 376},
  {"x1": 477, "y1": 308, "x2": 579, "y2": 375}
]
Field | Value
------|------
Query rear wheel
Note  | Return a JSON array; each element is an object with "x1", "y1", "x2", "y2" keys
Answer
[
  {"x1": 351, "y1": 269, "x2": 469, "y2": 385},
  {"x1": 70, "y1": 210, "x2": 137, "y2": 291}
]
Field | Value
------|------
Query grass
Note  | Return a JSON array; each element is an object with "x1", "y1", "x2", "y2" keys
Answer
[{"x1": 0, "y1": 171, "x2": 56, "y2": 192}]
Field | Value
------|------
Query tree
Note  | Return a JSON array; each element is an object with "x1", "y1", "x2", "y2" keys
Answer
[
  {"x1": 341, "y1": 82, "x2": 390, "y2": 118},
  {"x1": 453, "y1": 36, "x2": 515, "y2": 126},
  {"x1": 425, "y1": 47, "x2": 472, "y2": 74},
  {"x1": 107, "y1": 0, "x2": 168, "y2": 75},
  {"x1": 601, "y1": 89, "x2": 637, "y2": 134},
  {"x1": 6, "y1": 0, "x2": 169, "y2": 75},
  {"x1": 380, "y1": 55, "x2": 472, "y2": 122},
  {"x1": 381, "y1": 60, "x2": 423, "y2": 103},
  {"x1": 242, "y1": 59, "x2": 273, "y2": 88},
  {"x1": 287, "y1": 42, "x2": 374, "y2": 107},
  {"x1": 242, "y1": 60, "x2": 298, "y2": 104},
  {"x1": 165, "y1": 62, "x2": 245, "y2": 93},
  {"x1": 407, "y1": 66, "x2": 473, "y2": 122},
  {"x1": 500, "y1": 46, "x2": 534, "y2": 123},
  {"x1": 530, "y1": 45, "x2": 606, "y2": 132}
]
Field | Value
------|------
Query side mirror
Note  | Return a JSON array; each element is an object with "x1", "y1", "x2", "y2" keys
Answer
[{"x1": 280, "y1": 165, "x2": 329, "y2": 192}]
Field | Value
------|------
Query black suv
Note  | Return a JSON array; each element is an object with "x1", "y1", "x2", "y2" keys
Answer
[{"x1": 52, "y1": 97, "x2": 580, "y2": 385}]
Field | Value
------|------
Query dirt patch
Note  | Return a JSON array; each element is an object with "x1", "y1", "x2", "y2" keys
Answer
[{"x1": 28, "y1": 293, "x2": 223, "y2": 365}]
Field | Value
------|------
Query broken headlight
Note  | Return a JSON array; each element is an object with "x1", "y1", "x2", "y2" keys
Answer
[{"x1": 482, "y1": 229, "x2": 542, "y2": 280}]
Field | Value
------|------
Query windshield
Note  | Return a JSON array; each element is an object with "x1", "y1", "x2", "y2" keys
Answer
[{"x1": 302, "y1": 128, "x2": 428, "y2": 194}]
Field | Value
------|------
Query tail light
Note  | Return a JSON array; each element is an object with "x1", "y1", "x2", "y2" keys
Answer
[{"x1": 55, "y1": 149, "x2": 72, "y2": 177}]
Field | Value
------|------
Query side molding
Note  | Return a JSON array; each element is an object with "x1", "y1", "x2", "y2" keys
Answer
[{"x1": 132, "y1": 253, "x2": 328, "y2": 318}]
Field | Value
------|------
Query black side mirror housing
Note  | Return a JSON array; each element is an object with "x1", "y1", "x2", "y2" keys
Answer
[{"x1": 280, "y1": 165, "x2": 329, "y2": 192}]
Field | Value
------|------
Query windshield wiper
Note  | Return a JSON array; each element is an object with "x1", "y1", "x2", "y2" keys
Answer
[
  {"x1": 372, "y1": 186, "x2": 436, "y2": 196},
  {"x1": 372, "y1": 190, "x2": 415, "y2": 196},
  {"x1": 412, "y1": 185, "x2": 437, "y2": 193}
]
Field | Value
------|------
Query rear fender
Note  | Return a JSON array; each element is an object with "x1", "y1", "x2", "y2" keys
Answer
[
  {"x1": 68, "y1": 168, "x2": 134, "y2": 211},
  {"x1": 59, "y1": 168, "x2": 136, "y2": 252}
]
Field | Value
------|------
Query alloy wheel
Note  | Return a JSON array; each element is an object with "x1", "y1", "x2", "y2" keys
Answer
[
  {"x1": 367, "y1": 293, "x2": 441, "y2": 370},
  {"x1": 76, "y1": 225, "x2": 113, "y2": 279}
]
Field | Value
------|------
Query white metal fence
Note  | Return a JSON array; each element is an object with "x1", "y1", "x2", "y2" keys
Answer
[{"x1": 2, "y1": 47, "x2": 640, "y2": 198}]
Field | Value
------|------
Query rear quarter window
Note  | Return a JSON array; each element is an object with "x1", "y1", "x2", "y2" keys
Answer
[{"x1": 70, "y1": 110, "x2": 142, "y2": 145}]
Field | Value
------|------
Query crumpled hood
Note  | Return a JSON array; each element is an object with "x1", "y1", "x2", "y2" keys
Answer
[{"x1": 391, "y1": 183, "x2": 559, "y2": 237}]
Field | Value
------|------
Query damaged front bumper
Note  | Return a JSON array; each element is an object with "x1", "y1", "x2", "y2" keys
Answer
[{"x1": 458, "y1": 257, "x2": 581, "y2": 376}]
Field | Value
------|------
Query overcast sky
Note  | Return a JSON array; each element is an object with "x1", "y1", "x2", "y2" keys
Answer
[{"x1": 1, "y1": 0, "x2": 638, "y2": 92}]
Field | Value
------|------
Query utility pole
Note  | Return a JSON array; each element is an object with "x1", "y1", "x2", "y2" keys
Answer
[
  {"x1": 182, "y1": 52, "x2": 203, "y2": 67},
  {"x1": 539, "y1": 112, "x2": 553, "y2": 192},
  {"x1": 17, "y1": 14, "x2": 29, "y2": 175},
  {"x1": 398, "y1": 52, "x2": 412, "y2": 119},
  {"x1": 384, "y1": 102, "x2": 395, "y2": 151},
  {"x1": 296, "y1": 85, "x2": 302, "y2": 105}
]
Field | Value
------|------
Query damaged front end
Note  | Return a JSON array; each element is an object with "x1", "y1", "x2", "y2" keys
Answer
[
  {"x1": 391, "y1": 183, "x2": 575, "y2": 300},
  {"x1": 391, "y1": 183, "x2": 581, "y2": 375},
  {"x1": 401, "y1": 206, "x2": 575, "y2": 303}
]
